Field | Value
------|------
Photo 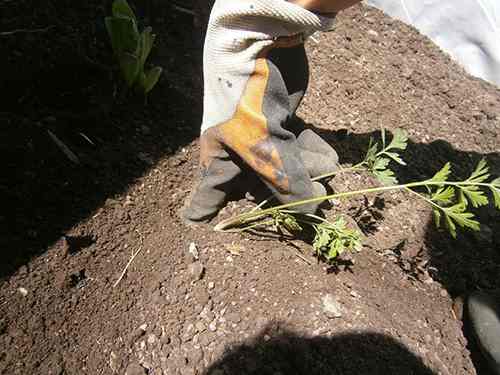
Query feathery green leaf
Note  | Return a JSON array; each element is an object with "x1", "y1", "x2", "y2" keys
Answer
[
  {"x1": 460, "y1": 186, "x2": 489, "y2": 208},
  {"x1": 442, "y1": 202, "x2": 481, "y2": 237},
  {"x1": 467, "y1": 159, "x2": 490, "y2": 183},
  {"x1": 490, "y1": 177, "x2": 500, "y2": 209},
  {"x1": 365, "y1": 138, "x2": 378, "y2": 165},
  {"x1": 386, "y1": 129, "x2": 408, "y2": 151},
  {"x1": 384, "y1": 151, "x2": 407, "y2": 166},
  {"x1": 313, "y1": 217, "x2": 362, "y2": 262},
  {"x1": 433, "y1": 208, "x2": 442, "y2": 229},
  {"x1": 374, "y1": 168, "x2": 398, "y2": 186},
  {"x1": 431, "y1": 186, "x2": 455, "y2": 205},
  {"x1": 429, "y1": 163, "x2": 452, "y2": 183}
]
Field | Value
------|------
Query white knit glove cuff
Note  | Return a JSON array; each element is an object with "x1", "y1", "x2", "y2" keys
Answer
[{"x1": 201, "y1": 0, "x2": 335, "y2": 133}]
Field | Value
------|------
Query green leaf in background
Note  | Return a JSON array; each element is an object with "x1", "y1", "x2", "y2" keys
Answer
[
  {"x1": 105, "y1": 16, "x2": 139, "y2": 57},
  {"x1": 105, "y1": 0, "x2": 163, "y2": 98},
  {"x1": 120, "y1": 52, "x2": 141, "y2": 87},
  {"x1": 139, "y1": 27, "x2": 155, "y2": 67},
  {"x1": 141, "y1": 67, "x2": 163, "y2": 94},
  {"x1": 112, "y1": 0, "x2": 137, "y2": 21}
]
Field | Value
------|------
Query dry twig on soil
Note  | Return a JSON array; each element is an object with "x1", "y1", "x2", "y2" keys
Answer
[
  {"x1": 113, "y1": 230, "x2": 144, "y2": 287},
  {"x1": 0, "y1": 26, "x2": 55, "y2": 36}
]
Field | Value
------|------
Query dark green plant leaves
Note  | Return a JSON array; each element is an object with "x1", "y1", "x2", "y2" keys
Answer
[
  {"x1": 112, "y1": 0, "x2": 136, "y2": 21},
  {"x1": 313, "y1": 218, "x2": 362, "y2": 262},
  {"x1": 105, "y1": 16, "x2": 138, "y2": 57},
  {"x1": 141, "y1": 67, "x2": 163, "y2": 94},
  {"x1": 120, "y1": 52, "x2": 141, "y2": 87},
  {"x1": 139, "y1": 27, "x2": 155, "y2": 67},
  {"x1": 106, "y1": 0, "x2": 162, "y2": 96},
  {"x1": 271, "y1": 211, "x2": 302, "y2": 233}
]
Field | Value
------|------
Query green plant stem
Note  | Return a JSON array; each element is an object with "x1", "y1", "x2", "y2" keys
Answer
[
  {"x1": 223, "y1": 219, "x2": 275, "y2": 233},
  {"x1": 251, "y1": 163, "x2": 367, "y2": 212},
  {"x1": 214, "y1": 179, "x2": 496, "y2": 231},
  {"x1": 403, "y1": 186, "x2": 443, "y2": 212},
  {"x1": 312, "y1": 162, "x2": 366, "y2": 182}
]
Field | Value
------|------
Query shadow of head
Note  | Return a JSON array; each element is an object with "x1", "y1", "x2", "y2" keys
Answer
[{"x1": 204, "y1": 327, "x2": 437, "y2": 375}]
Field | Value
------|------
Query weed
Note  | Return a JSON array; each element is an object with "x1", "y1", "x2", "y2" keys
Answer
[
  {"x1": 105, "y1": 0, "x2": 163, "y2": 98},
  {"x1": 215, "y1": 129, "x2": 500, "y2": 263}
]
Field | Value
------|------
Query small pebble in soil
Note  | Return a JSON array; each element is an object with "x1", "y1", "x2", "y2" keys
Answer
[
  {"x1": 130, "y1": 324, "x2": 148, "y2": 345},
  {"x1": 226, "y1": 312, "x2": 241, "y2": 324},
  {"x1": 195, "y1": 321, "x2": 206, "y2": 332},
  {"x1": 322, "y1": 294, "x2": 343, "y2": 319},
  {"x1": 125, "y1": 362, "x2": 148, "y2": 375},
  {"x1": 180, "y1": 367, "x2": 196, "y2": 375},
  {"x1": 350, "y1": 290, "x2": 361, "y2": 298},
  {"x1": 17, "y1": 287, "x2": 28, "y2": 296},
  {"x1": 188, "y1": 262, "x2": 205, "y2": 281},
  {"x1": 147, "y1": 334, "x2": 157, "y2": 345},
  {"x1": 208, "y1": 321, "x2": 217, "y2": 332},
  {"x1": 208, "y1": 282, "x2": 215, "y2": 290},
  {"x1": 188, "y1": 242, "x2": 199, "y2": 261},
  {"x1": 187, "y1": 346, "x2": 204, "y2": 366}
]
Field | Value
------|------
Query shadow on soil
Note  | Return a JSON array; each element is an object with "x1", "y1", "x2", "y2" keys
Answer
[
  {"x1": 304, "y1": 123, "x2": 500, "y2": 296},
  {"x1": 299, "y1": 122, "x2": 500, "y2": 375},
  {"x1": 204, "y1": 325, "x2": 437, "y2": 374},
  {"x1": 0, "y1": 0, "x2": 202, "y2": 279}
]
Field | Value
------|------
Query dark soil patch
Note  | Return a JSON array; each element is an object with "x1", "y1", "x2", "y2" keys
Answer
[
  {"x1": 0, "y1": 0, "x2": 202, "y2": 279},
  {"x1": 1, "y1": 2, "x2": 500, "y2": 375}
]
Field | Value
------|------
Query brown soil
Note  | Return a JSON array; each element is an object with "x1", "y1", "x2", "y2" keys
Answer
[{"x1": 1, "y1": 2, "x2": 500, "y2": 374}]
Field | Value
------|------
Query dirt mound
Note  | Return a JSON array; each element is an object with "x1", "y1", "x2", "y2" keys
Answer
[{"x1": 1, "y1": 2, "x2": 499, "y2": 374}]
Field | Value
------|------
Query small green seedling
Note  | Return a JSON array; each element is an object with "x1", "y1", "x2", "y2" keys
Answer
[
  {"x1": 105, "y1": 0, "x2": 163, "y2": 97},
  {"x1": 215, "y1": 129, "x2": 500, "y2": 263}
]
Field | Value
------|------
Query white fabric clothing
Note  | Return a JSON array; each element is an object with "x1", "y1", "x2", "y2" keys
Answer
[{"x1": 366, "y1": 0, "x2": 500, "y2": 87}]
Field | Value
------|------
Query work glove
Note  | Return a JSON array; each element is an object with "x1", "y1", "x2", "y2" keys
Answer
[{"x1": 183, "y1": 0, "x2": 339, "y2": 223}]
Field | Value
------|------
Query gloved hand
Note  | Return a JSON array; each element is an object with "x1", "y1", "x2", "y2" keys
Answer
[{"x1": 183, "y1": 0, "x2": 339, "y2": 223}]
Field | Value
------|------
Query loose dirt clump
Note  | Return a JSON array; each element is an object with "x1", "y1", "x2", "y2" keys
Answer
[{"x1": 1, "y1": 2, "x2": 499, "y2": 374}]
